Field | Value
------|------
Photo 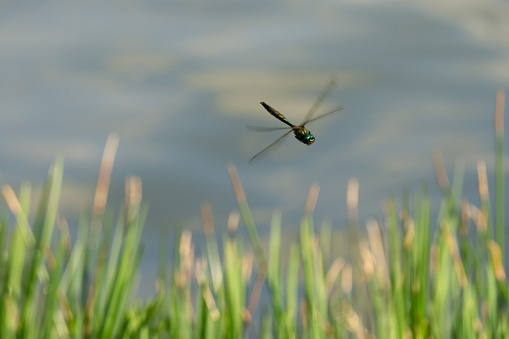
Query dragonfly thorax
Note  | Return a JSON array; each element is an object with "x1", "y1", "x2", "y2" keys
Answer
[{"x1": 293, "y1": 127, "x2": 315, "y2": 145}]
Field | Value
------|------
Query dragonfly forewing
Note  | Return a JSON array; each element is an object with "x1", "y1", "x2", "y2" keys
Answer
[
  {"x1": 301, "y1": 76, "x2": 338, "y2": 125},
  {"x1": 304, "y1": 105, "x2": 344, "y2": 124}
]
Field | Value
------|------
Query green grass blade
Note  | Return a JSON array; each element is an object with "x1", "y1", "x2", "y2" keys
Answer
[
  {"x1": 495, "y1": 90, "x2": 505, "y2": 256},
  {"x1": 227, "y1": 164, "x2": 267, "y2": 275},
  {"x1": 285, "y1": 243, "x2": 300, "y2": 337},
  {"x1": 20, "y1": 157, "x2": 63, "y2": 338}
]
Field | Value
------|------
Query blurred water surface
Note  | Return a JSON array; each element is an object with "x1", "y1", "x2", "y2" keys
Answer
[{"x1": 1, "y1": 0, "x2": 508, "y2": 296}]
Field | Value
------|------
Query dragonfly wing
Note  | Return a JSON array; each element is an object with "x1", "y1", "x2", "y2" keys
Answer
[
  {"x1": 260, "y1": 102, "x2": 295, "y2": 128},
  {"x1": 249, "y1": 129, "x2": 293, "y2": 164},
  {"x1": 301, "y1": 76, "x2": 338, "y2": 125},
  {"x1": 247, "y1": 125, "x2": 292, "y2": 132},
  {"x1": 304, "y1": 105, "x2": 344, "y2": 125}
]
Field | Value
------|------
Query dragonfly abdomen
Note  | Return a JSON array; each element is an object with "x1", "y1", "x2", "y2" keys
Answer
[{"x1": 260, "y1": 102, "x2": 294, "y2": 128}]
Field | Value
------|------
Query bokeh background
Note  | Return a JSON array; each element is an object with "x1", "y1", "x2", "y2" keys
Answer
[{"x1": 1, "y1": 0, "x2": 508, "y2": 296}]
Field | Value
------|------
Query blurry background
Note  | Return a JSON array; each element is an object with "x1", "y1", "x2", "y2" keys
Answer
[{"x1": 0, "y1": 0, "x2": 508, "y2": 296}]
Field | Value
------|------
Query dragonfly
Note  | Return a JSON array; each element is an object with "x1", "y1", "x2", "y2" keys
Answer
[{"x1": 248, "y1": 77, "x2": 344, "y2": 163}]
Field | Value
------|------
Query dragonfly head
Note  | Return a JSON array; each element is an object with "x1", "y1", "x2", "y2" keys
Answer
[{"x1": 304, "y1": 133, "x2": 315, "y2": 145}]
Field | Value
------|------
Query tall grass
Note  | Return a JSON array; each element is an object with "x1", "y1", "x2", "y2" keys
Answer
[{"x1": 0, "y1": 92, "x2": 506, "y2": 338}]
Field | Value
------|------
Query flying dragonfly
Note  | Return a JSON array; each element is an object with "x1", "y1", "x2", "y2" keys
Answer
[{"x1": 248, "y1": 77, "x2": 344, "y2": 163}]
